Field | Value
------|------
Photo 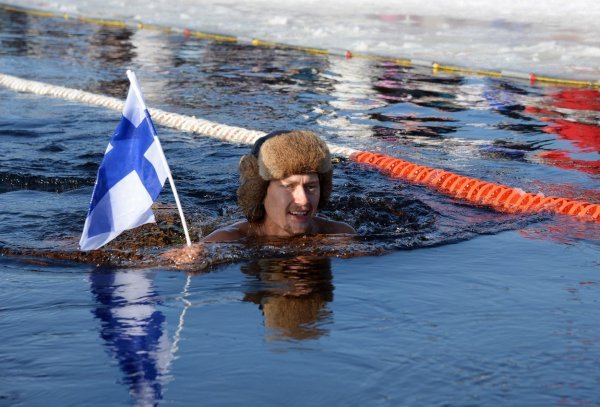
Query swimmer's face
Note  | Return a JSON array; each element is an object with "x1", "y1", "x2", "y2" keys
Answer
[{"x1": 262, "y1": 173, "x2": 320, "y2": 237}]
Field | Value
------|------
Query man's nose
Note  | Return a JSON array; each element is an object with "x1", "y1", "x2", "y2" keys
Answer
[{"x1": 293, "y1": 186, "x2": 309, "y2": 205}]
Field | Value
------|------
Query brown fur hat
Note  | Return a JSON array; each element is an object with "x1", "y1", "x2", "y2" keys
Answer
[{"x1": 237, "y1": 130, "x2": 333, "y2": 222}]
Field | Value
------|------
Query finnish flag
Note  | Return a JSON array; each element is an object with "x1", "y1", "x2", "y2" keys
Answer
[{"x1": 80, "y1": 72, "x2": 169, "y2": 251}]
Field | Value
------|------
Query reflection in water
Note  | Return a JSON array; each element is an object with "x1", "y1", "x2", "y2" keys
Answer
[
  {"x1": 87, "y1": 25, "x2": 135, "y2": 66},
  {"x1": 1, "y1": 8, "x2": 30, "y2": 56},
  {"x1": 526, "y1": 89, "x2": 600, "y2": 175},
  {"x1": 86, "y1": 25, "x2": 135, "y2": 97},
  {"x1": 374, "y1": 63, "x2": 466, "y2": 112},
  {"x1": 325, "y1": 56, "x2": 384, "y2": 137},
  {"x1": 165, "y1": 39, "x2": 336, "y2": 129},
  {"x1": 241, "y1": 257, "x2": 334, "y2": 341},
  {"x1": 90, "y1": 268, "x2": 174, "y2": 406}
]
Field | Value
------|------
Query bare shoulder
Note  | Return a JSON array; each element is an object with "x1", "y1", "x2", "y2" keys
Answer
[
  {"x1": 314, "y1": 217, "x2": 356, "y2": 235},
  {"x1": 202, "y1": 221, "x2": 250, "y2": 242}
]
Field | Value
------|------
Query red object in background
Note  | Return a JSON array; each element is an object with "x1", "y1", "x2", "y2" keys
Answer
[
  {"x1": 544, "y1": 119, "x2": 600, "y2": 153},
  {"x1": 548, "y1": 89, "x2": 600, "y2": 152},
  {"x1": 526, "y1": 89, "x2": 600, "y2": 175},
  {"x1": 551, "y1": 89, "x2": 600, "y2": 111},
  {"x1": 538, "y1": 150, "x2": 600, "y2": 175}
]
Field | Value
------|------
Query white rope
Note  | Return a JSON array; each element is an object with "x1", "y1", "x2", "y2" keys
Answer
[{"x1": 0, "y1": 72, "x2": 360, "y2": 157}]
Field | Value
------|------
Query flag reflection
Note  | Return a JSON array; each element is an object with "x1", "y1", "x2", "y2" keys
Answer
[{"x1": 90, "y1": 268, "x2": 173, "y2": 407}]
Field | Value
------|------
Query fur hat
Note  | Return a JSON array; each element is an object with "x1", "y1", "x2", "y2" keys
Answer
[{"x1": 237, "y1": 130, "x2": 333, "y2": 222}]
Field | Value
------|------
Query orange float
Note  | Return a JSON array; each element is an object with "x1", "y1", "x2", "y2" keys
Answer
[{"x1": 351, "y1": 151, "x2": 600, "y2": 222}]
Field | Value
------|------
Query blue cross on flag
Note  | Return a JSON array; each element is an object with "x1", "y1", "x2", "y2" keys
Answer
[{"x1": 80, "y1": 72, "x2": 169, "y2": 251}]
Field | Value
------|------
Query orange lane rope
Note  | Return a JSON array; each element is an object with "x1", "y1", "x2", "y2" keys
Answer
[{"x1": 351, "y1": 151, "x2": 600, "y2": 222}]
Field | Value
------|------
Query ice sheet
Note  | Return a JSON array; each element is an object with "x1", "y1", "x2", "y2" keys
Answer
[{"x1": 5, "y1": 0, "x2": 600, "y2": 80}]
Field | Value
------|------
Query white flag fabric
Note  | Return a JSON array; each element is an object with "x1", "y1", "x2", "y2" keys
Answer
[{"x1": 80, "y1": 74, "x2": 169, "y2": 251}]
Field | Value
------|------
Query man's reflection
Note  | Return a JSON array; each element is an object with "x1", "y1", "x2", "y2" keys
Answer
[
  {"x1": 241, "y1": 256, "x2": 334, "y2": 341},
  {"x1": 90, "y1": 268, "x2": 173, "y2": 407}
]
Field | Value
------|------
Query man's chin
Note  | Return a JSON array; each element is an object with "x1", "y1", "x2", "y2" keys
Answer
[
  {"x1": 286, "y1": 214, "x2": 314, "y2": 234},
  {"x1": 285, "y1": 223, "x2": 313, "y2": 236}
]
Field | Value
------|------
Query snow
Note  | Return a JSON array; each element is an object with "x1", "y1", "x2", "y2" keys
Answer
[{"x1": 6, "y1": 0, "x2": 600, "y2": 81}]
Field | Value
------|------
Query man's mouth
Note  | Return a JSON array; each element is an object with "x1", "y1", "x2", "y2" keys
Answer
[{"x1": 288, "y1": 209, "x2": 311, "y2": 221}]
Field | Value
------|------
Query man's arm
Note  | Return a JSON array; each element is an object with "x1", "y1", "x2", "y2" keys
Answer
[{"x1": 162, "y1": 221, "x2": 248, "y2": 266}]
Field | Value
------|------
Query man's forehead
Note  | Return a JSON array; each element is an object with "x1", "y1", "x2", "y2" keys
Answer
[{"x1": 278, "y1": 173, "x2": 320, "y2": 183}]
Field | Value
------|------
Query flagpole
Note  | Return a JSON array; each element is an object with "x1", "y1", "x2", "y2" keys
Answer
[{"x1": 126, "y1": 70, "x2": 192, "y2": 247}]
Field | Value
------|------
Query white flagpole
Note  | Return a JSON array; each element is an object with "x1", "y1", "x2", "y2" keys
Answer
[{"x1": 126, "y1": 70, "x2": 192, "y2": 247}]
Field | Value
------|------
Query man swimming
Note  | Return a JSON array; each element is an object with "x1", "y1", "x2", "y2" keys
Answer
[{"x1": 164, "y1": 130, "x2": 355, "y2": 264}]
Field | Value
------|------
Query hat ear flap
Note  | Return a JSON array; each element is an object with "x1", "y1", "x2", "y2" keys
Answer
[
  {"x1": 239, "y1": 154, "x2": 259, "y2": 179},
  {"x1": 237, "y1": 155, "x2": 269, "y2": 222}
]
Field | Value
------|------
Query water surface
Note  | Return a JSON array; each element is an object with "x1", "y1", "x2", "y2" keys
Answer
[{"x1": 0, "y1": 8, "x2": 599, "y2": 406}]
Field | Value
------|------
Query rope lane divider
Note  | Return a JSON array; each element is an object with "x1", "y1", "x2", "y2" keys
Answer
[
  {"x1": 0, "y1": 72, "x2": 598, "y2": 222},
  {"x1": 351, "y1": 151, "x2": 600, "y2": 222},
  {"x1": 1, "y1": 2, "x2": 598, "y2": 89}
]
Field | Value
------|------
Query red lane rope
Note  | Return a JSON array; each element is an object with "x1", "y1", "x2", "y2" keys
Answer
[{"x1": 351, "y1": 151, "x2": 600, "y2": 222}]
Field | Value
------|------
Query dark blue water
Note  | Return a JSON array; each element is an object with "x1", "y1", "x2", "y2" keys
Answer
[{"x1": 0, "y1": 8, "x2": 599, "y2": 406}]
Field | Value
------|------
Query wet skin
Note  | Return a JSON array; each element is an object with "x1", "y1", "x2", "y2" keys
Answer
[
  {"x1": 261, "y1": 173, "x2": 321, "y2": 237},
  {"x1": 162, "y1": 173, "x2": 355, "y2": 265}
]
